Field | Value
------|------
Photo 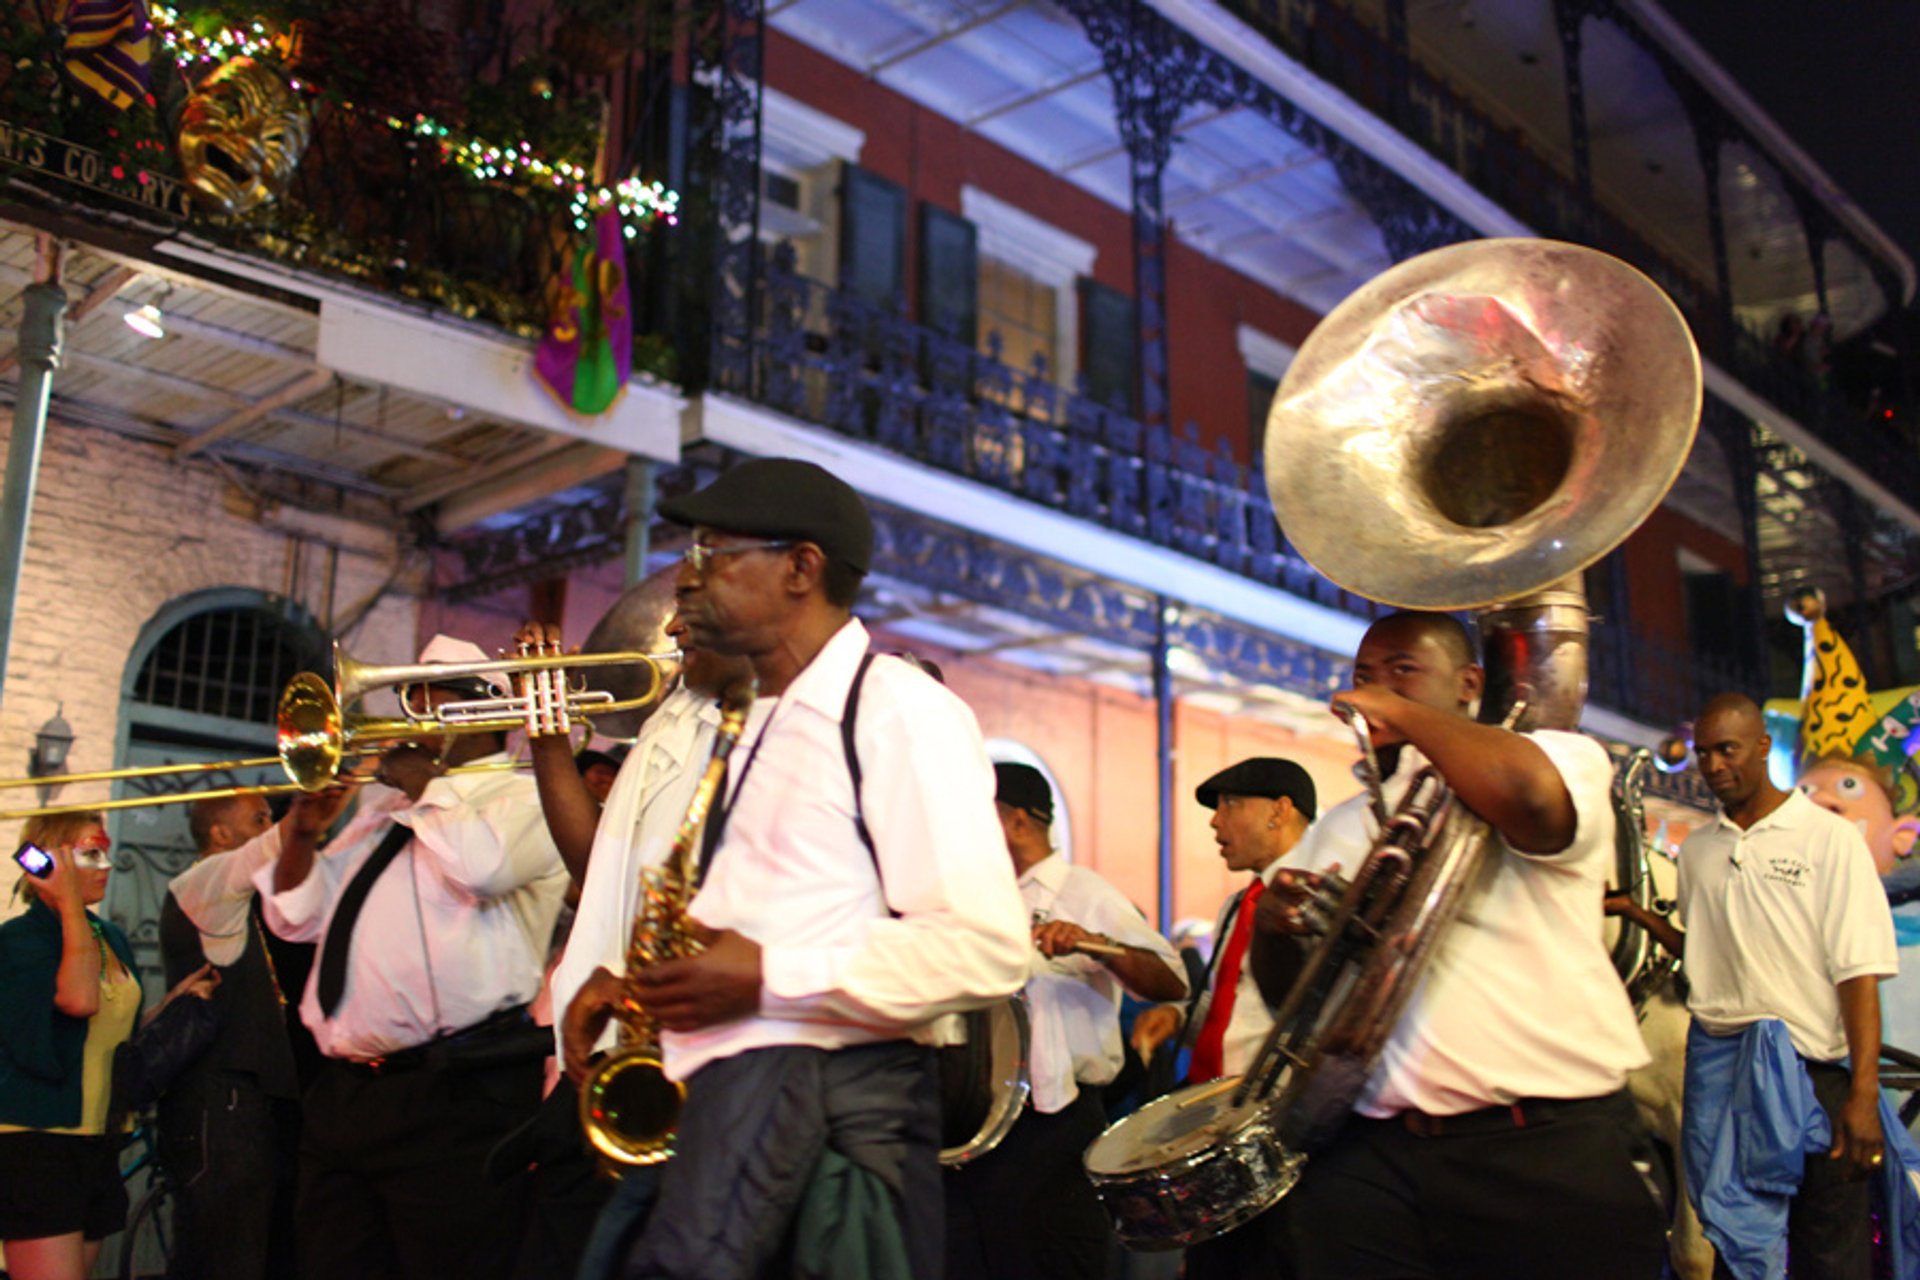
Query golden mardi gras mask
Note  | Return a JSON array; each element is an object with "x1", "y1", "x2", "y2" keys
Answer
[{"x1": 177, "y1": 58, "x2": 312, "y2": 216}]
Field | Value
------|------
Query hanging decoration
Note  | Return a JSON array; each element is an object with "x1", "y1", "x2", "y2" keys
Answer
[
  {"x1": 534, "y1": 206, "x2": 632, "y2": 416},
  {"x1": 55, "y1": 0, "x2": 156, "y2": 109},
  {"x1": 146, "y1": 4, "x2": 678, "y2": 230},
  {"x1": 176, "y1": 55, "x2": 312, "y2": 215}
]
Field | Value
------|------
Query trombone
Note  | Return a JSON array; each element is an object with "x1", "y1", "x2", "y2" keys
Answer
[{"x1": 0, "y1": 642, "x2": 675, "y2": 821}]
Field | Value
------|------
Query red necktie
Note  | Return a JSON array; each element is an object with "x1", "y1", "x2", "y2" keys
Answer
[{"x1": 1189, "y1": 877, "x2": 1264, "y2": 1083}]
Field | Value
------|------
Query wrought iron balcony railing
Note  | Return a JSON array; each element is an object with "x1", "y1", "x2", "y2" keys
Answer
[
  {"x1": 1219, "y1": 0, "x2": 1919, "y2": 514},
  {"x1": 733, "y1": 245, "x2": 1756, "y2": 724}
]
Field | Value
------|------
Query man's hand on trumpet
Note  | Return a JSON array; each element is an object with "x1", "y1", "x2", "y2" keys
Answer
[
  {"x1": 374, "y1": 744, "x2": 446, "y2": 802},
  {"x1": 286, "y1": 782, "x2": 357, "y2": 843}
]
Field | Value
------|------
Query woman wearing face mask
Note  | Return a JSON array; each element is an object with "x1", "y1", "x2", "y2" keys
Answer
[{"x1": 0, "y1": 811, "x2": 218, "y2": 1280}]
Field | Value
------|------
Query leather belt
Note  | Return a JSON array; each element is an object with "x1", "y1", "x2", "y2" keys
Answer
[{"x1": 338, "y1": 1004, "x2": 539, "y2": 1078}]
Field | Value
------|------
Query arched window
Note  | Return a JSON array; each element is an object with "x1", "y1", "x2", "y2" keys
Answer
[{"x1": 106, "y1": 591, "x2": 327, "y2": 996}]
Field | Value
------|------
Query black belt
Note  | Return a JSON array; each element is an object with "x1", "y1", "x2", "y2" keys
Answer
[
  {"x1": 336, "y1": 1005, "x2": 546, "y2": 1078},
  {"x1": 1390, "y1": 1091, "x2": 1623, "y2": 1139}
]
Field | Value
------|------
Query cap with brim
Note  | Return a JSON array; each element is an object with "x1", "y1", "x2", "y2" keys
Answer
[
  {"x1": 994, "y1": 762, "x2": 1055, "y2": 823},
  {"x1": 660, "y1": 458, "x2": 874, "y2": 575},
  {"x1": 1194, "y1": 758, "x2": 1317, "y2": 820}
]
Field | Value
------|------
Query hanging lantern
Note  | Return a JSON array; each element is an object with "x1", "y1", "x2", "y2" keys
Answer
[{"x1": 177, "y1": 57, "x2": 313, "y2": 216}]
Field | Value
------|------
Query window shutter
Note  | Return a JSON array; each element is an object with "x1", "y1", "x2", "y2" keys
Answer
[
  {"x1": 1080, "y1": 280, "x2": 1137, "y2": 416},
  {"x1": 918, "y1": 204, "x2": 978, "y2": 345},
  {"x1": 840, "y1": 164, "x2": 907, "y2": 305}
]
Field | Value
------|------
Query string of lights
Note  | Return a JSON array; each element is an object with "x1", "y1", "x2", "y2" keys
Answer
[{"x1": 147, "y1": 4, "x2": 680, "y2": 231}]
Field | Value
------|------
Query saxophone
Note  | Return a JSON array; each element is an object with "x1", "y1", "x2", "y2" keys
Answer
[{"x1": 579, "y1": 679, "x2": 755, "y2": 1167}]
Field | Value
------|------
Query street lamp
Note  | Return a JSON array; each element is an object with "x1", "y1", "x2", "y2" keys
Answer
[{"x1": 29, "y1": 705, "x2": 73, "y2": 803}]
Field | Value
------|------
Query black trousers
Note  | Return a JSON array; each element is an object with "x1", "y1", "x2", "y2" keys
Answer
[
  {"x1": 1709, "y1": 1061, "x2": 1871, "y2": 1280},
  {"x1": 622, "y1": 1041, "x2": 942, "y2": 1280},
  {"x1": 297, "y1": 1052, "x2": 543, "y2": 1280},
  {"x1": 1289, "y1": 1090, "x2": 1669, "y2": 1280},
  {"x1": 1184, "y1": 1194, "x2": 1296, "y2": 1280},
  {"x1": 159, "y1": 1070, "x2": 299, "y2": 1280},
  {"x1": 944, "y1": 1088, "x2": 1112, "y2": 1280}
]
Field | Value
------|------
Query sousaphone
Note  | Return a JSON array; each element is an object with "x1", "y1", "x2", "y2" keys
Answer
[{"x1": 1085, "y1": 238, "x2": 1701, "y2": 1249}]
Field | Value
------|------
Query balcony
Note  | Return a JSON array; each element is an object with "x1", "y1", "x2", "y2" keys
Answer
[
  {"x1": 1216, "y1": 0, "x2": 1920, "y2": 514},
  {"x1": 721, "y1": 244, "x2": 1748, "y2": 725}
]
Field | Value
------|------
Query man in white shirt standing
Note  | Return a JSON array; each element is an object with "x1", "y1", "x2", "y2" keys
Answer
[
  {"x1": 256, "y1": 635, "x2": 568, "y2": 1280},
  {"x1": 945, "y1": 762, "x2": 1186, "y2": 1280},
  {"x1": 1611, "y1": 692, "x2": 1896, "y2": 1279},
  {"x1": 1129, "y1": 756, "x2": 1315, "y2": 1280},
  {"x1": 1253, "y1": 610, "x2": 1665, "y2": 1280},
  {"x1": 576, "y1": 457, "x2": 1029, "y2": 1280}
]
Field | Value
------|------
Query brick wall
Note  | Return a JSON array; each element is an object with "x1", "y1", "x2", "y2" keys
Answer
[{"x1": 0, "y1": 414, "x2": 420, "y2": 846}]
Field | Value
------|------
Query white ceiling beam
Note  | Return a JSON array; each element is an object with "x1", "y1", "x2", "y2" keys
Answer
[
  {"x1": 1163, "y1": 152, "x2": 1323, "y2": 212},
  {"x1": 432, "y1": 442, "x2": 630, "y2": 533},
  {"x1": 868, "y1": 0, "x2": 1026, "y2": 72},
  {"x1": 174, "y1": 368, "x2": 338, "y2": 458},
  {"x1": 1056, "y1": 105, "x2": 1241, "y2": 173},
  {"x1": 398, "y1": 434, "x2": 584, "y2": 513},
  {"x1": 57, "y1": 348, "x2": 250, "y2": 408},
  {"x1": 964, "y1": 67, "x2": 1103, "y2": 126}
]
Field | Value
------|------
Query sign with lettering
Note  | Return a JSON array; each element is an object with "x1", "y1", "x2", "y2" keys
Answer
[{"x1": 0, "y1": 119, "x2": 191, "y2": 221}]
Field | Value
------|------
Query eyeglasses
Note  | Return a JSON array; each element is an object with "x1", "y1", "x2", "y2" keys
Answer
[{"x1": 683, "y1": 540, "x2": 796, "y2": 574}]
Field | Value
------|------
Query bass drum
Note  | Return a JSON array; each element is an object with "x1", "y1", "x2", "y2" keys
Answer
[
  {"x1": 938, "y1": 995, "x2": 1032, "y2": 1167},
  {"x1": 1084, "y1": 1078, "x2": 1302, "y2": 1250}
]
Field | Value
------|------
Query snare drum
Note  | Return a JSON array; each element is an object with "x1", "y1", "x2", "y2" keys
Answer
[{"x1": 1083, "y1": 1077, "x2": 1303, "y2": 1250}]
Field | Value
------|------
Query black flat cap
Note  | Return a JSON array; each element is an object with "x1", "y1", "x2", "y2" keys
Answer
[
  {"x1": 994, "y1": 762, "x2": 1054, "y2": 824},
  {"x1": 1195, "y1": 758, "x2": 1317, "y2": 820},
  {"x1": 660, "y1": 458, "x2": 874, "y2": 575},
  {"x1": 574, "y1": 749, "x2": 620, "y2": 774}
]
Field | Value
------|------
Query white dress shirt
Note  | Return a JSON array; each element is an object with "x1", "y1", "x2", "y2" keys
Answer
[
  {"x1": 1286, "y1": 732, "x2": 1650, "y2": 1116},
  {"x1": 1020, "y1": 853, "x2": 1185, "y2": 1113},
  {"x1": 661, "y1": 619, "x2": 1030, "y2": 1081},
  {"x1": 170, "y1": 828, "x2": 283, "y2": 967},
  {"x1": 1196, "y1": 859, "x2": 1289, "y2": 1079},
  {"x1": 550, "y1": 684, "x2": 721, "y2": 1060},
  {"x1": 1677, "y1": 789, "x2": 1898, "y2": 1062},
  {"x1": 255, "y1": 756, "x2": 568, "y2": 1060}
]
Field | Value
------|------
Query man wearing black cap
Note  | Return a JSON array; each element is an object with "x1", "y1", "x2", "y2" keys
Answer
[
  {"x1": 597, "y1": 457, "x2": 1029, "y2": 1280},
  {"x1": 1251, "y1": 610, "x2": 1664, "y2": 1280},
  {"x1": 1131, "y1": 757, "x2": 1316, "y2": 1088},
  {"x1": 1128, "y1": 756, "x2": 1315, "y2": 1280},
  {"x1": 946, "y1": 762, "x2": 1186, "y2": 1280}
]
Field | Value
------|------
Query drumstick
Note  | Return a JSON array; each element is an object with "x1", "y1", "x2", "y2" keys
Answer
[{"x1": 1071, "y1": 939, "x2": 1127, "y2": 958}]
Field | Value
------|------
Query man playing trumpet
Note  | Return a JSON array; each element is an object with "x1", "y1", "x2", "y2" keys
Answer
[{"x1": 255, "y1": 634, "x2": 567, "y2": 1280}]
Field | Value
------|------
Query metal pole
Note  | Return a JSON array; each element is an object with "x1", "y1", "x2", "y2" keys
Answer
[
  {"x1": 0, "y1": 245, "x2": 67, "y2": 709},
  {"x1": 1153, "y1": 594, "x2": 1176, "y2": 934},
  {"x1": 622, "y1": 457, "x2": 656, "y2": 586}
]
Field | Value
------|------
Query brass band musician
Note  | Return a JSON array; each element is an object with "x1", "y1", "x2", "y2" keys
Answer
[
  {"x1": 1253, "y1": 611, "x2": 1666, "y2": 1280},
  {"x1": 254, "y1": 635, "x2": 567, "y2": 1280},
  {"x1": 944, "y1": 762, "x2": 1186, "y2": 1280},
  {"x1": 602, "y1": 458, "x2": 1029, "y2": 1279}
]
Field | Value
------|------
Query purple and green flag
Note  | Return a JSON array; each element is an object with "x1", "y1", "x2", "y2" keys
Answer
[{"x1": 534, "y1": 208, "x2": 632, "y2": 416}]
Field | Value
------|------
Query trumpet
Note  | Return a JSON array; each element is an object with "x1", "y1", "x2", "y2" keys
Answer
[{"x1": 0, "y1": 642, "x2": 675, "y2": 821}]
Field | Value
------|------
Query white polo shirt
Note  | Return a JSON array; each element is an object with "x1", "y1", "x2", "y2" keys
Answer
[
  {"x1": 1286, "y1": 731, "x2": 1650, "y2": 1116},
  {"x1": 1676, "y1": 789, "x2": 1897, "y2": 1062},
  {"x1": 1020, "y1": 853, "x2": 1186, "y2": 1113}
]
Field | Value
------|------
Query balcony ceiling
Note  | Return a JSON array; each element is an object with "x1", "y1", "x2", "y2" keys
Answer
[
  {"x1": 1391, "y1": 0, "x2": 1902, "y2": 340},
  {"x1": 0, "y1": 225, "x2": 619, "y2": 531},
  {"x1": 769, "y1": 0, "x2": 1394, "y2": 315}
]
